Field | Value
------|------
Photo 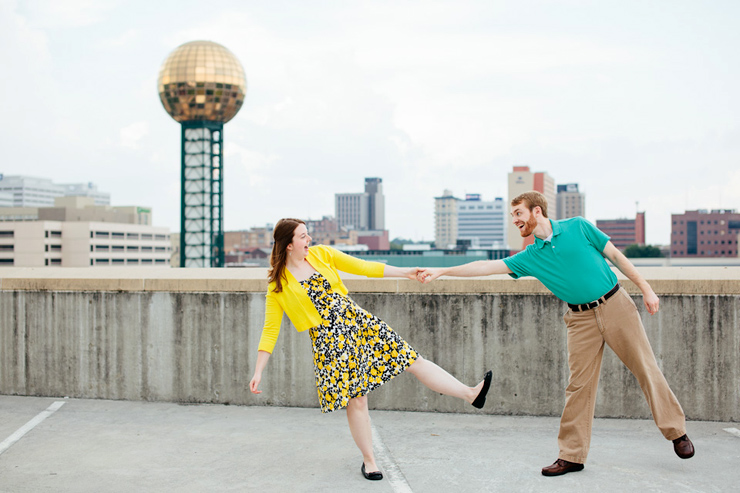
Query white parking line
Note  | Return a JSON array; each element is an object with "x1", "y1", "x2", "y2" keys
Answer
[
  {"x1": 371, "y1": 421, "x2": 413, "y2": 493},
  {"x1": 723, "y1": 427, "x2": 740, "y2": 438},
  {"x1": 0, "y1": 401, "x2": 66, "y2": 456}
]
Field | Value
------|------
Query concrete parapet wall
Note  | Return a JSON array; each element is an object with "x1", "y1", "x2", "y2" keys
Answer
[{"x1": 1, "y1": 267, "x2": 738, "y2": 421}]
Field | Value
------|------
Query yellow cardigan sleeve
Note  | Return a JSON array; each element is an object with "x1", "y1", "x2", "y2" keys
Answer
[
  {"x1": 257, "y1": 288, "x2": 284, "y2": 354},
  {"x1": 326, "y1": 246, "x2": 385, "y2": 278}
]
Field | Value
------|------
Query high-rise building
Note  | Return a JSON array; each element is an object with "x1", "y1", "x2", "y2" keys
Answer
[
  {"x1": 434, "y1": 189, "x2": 461, "y2": 249},
  {"x1": 457, "y1": 194, "x2": 507, "y2": 248},
  {"x1": 670, "y1": 209, "x2": 740, "y2": 257},
  {"x1": 556, "y1": 183, "x2": 585, "y2": 220},
  {"x1": 597, "y1": 212, "x2": 645, "y2": 250},
  {"x1": 507, "y1": 166, "x2": 556, "y2": 250},
  {"x1": 335, "y1": 177, "x2": 385, "y2": 231},
  {"x1": 0, "y1": 175, "x2": 111, "y2": 208},
  {"x1": 364, "y1": 178, "x2": 384, "y2": 231}
]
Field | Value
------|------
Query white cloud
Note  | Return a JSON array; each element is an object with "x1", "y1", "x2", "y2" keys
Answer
[{"x1": 119, "y1": 121, "x2": 150, "y2": 149}]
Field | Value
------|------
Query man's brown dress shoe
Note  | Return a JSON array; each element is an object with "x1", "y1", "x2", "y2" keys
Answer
[
  {"x1": 673, "y1": 434, "x2": 695, "y2": 459},
  {"x1": 541, "y1": 458, "x2": 585, "y2": 476}
]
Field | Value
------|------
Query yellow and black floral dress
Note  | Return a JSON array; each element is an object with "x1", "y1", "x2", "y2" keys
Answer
[{"x1": 299, "y1": 271, "x2": 418, "y2": 413}]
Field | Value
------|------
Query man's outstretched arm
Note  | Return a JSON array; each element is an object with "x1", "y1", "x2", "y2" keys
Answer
[
  {"x1": 602, "y1": 241, "x2": 659, "y2": 315},
  {"x1": 418, "y1": 259, "x2": 512, "y2": 283}
]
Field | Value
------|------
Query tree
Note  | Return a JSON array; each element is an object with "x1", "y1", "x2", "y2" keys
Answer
[{"x1": 623, "y1": 244, "x2": 663, "y2": 258}]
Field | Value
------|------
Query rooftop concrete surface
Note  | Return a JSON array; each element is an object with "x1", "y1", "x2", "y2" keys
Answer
[
  {"x1": 1, "y1": 266, "x2": 739, "y2": 294},
  {"x1": 0, "y1": 396, "x2": 737, "y2": 493}
]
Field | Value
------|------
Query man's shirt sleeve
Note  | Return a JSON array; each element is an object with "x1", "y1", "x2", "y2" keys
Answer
[
  {"x1": 578, "y1": 217, "x2": 610, "y2": 252},
  {"x1": 503, "y1": 249, "x2": 531, "y2": 279}
]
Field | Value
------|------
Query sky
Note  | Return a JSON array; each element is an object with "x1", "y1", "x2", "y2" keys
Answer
[{"x1": 2, "y1": 0, "x2": 739, "y2": 246}]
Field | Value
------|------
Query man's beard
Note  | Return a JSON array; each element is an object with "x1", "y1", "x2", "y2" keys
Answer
[{"x1": 519, "y1": 214, "x2": 537, "y2": 237}]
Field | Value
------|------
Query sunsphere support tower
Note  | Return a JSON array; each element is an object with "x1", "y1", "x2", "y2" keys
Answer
[{"x1": 157, "y1": 41, "x2": 247, "y2": 267}]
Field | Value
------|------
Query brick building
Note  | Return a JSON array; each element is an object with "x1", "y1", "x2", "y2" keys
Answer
[
  {"x1": 596, "y1": 212, "x2": 645, "y2": 250},
  {"x1": 670, "y1": 210, "x2": 740, "y2": 257}
]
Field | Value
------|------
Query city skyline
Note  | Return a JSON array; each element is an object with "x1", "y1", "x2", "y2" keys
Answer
[{"x1": 2, "y1": 1, "x2": 740, "y2": 246}]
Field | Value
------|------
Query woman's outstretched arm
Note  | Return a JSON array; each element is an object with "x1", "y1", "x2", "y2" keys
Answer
[
  {"x1": 382, "y1": 265, "x2": 423, "y2": 280},
  {"x1": 249, "y1": 350, "x2": 271, "y2": 394}
]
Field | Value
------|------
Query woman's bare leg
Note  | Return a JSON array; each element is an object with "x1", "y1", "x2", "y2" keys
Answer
[
  {"x1": 346, "y1": 395, "x2": 379, "y2": 472},
  {"x1": 406, "y1": 357, "x2": 484, "y2": 404}
]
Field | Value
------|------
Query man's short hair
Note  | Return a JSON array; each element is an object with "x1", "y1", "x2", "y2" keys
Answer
[{"x1": 511, "y1": 191, "x2": 549, "y2": 218}]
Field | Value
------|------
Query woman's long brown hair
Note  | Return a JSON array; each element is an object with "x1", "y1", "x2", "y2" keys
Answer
[{"x1": 268, "y1": 218, "x2": 305, "y2": 293}]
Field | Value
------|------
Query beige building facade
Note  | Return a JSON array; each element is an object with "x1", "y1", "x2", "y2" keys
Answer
[
  {"x1": 0, "y1": 196, "x2": 170, "y2": 267},
  {"x1": 0, "y1": 221, "x2": 171, "y2": 267},
  {"x1": 434, "y1": 190, "x2": 460, "y2": 249}
]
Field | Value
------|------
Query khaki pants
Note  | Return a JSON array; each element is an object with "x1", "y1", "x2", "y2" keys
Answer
[{"x1": 558, "y1": 287, "x2": 686, "y2": 464}]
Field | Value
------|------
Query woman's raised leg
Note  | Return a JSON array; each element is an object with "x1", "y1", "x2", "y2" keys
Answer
[{"x1": 406, "y1": 356, "x2": 485, "y2": 404}]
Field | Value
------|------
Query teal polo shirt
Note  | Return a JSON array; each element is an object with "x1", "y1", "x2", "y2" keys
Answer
[{"x1": 503, "y1": 217, "x2": 618, "y2": 305}]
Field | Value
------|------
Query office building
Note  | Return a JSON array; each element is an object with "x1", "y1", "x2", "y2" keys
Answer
[
  {"x1": 507, "y1": 166, "x2": 556, "y2": 250},
  {"x1": 304, "y1": 216, "x2": 361, "y2": 247},
  {"x1": 597, "y1": 212, "x2": 645, "y2": 250},
  {"x1": 434, "y1": 189, "x2": 461, "y2": 249},
  {"x1": 457, "y1": 194, "x2": 507, "y2": 248},
  {"x1": 224, "y1": 226, "x2": 273, "y2": 251},
  {"x1": 0, "y1": 175, "x2": 110, "y2": 207},
  {"x1": 335, "y1": 177, "x2": 385, "y2": 231},
  {"x1": 670, "y1": 209, "x2": 740, "y2": 257},
  {"x1": 0, "y1": 196, "x2": 170, "y2": 267},
  {"x1": 556, "y1": 183, "x2": 585, "y2": 220},
  {"x1": 0, "y1": 192, "x2": 12, "y2": 207}
]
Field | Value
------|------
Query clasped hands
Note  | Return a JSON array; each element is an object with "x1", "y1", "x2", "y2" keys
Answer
[{"x1": 406, "y1": 267, "x2": 441, "y2": 284}]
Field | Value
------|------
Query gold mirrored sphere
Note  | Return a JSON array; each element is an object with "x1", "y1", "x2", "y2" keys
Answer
[{"x1": 157, "y1": 40, "x2": 247, "y2": 123}]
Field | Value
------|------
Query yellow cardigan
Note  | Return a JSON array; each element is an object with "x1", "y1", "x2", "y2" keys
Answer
[{"x1": 257, "y1": 245, "x2": 386, "y2": 353}]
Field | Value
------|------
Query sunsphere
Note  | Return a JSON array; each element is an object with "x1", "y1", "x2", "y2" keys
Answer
[{"x1": 157, "y1": 40, "x2": 246, "y2": 123}]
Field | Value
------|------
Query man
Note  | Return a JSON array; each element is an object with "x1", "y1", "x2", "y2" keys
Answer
[{"x1": 418, "y1": 191, "x2": 694, "y2": 476}]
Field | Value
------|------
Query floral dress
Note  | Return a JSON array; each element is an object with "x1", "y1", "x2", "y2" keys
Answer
[{"x1": 299, "y1": 271, "x2": 419, "y2": 413}]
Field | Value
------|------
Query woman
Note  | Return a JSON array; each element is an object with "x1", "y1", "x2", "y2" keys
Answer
[{"x1": 249, "y1": 218, "x2": 492, "y2": 481}]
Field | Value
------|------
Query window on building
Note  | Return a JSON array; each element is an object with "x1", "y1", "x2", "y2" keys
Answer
[
  {"x1": 112, "y1": 259, "x2": 124, "y2": 264},
  {"x1": 0, "y1": 258, "x2": 14, "y2": 265},
  {"x1": 0, "y1": 245, "x2": 13, "y2": 251},
  {"x1": 0, "y1": 231, "x2": 14, "y2": 238},
  {"x1": 142, "y1": 234, "x2": 153, "y2": 240},
  {"x1": 96, "y1": 259, "x2": 110, "y2": 264},
  {"x1": 95, "y1": 231, "x2": 110, "y2": 238},
  {"x1": 112, "y1": 232, "x2": 125, "y2": 239},
  {"x1": 127, "y1": 233, "x2": 139, "y2": 240},
  {"x1": 155, "y1": 234, "x2": 167, "y2": 241},
  {"x1": 50, "y1": 258, "x2": 61, "y2": 265},
  {"x1": 95, "y1": 245, "x2": 110, "y2": 251},
  {"x1": 112, "y1": 245, "x2": 124, "y2": 251},
  {"x1": 127, "y1": 246, "x2": 139, "y2": 251}
]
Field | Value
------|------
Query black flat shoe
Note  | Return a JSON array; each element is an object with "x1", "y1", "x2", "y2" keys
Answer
[
  {"x1": 361, "y1": 463, "x2": 383, "y2": 481},
  {"x1": 472, "y1": 370, "x2": 492, "y2": 409}
]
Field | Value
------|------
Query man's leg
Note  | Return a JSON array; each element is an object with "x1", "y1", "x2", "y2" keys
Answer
[
  {"x1": 556, "y1": 309, "x2": 606, "y2": 464},
  {"x1": 599, "y1": 288, "x2": 687, "y2": 441}
]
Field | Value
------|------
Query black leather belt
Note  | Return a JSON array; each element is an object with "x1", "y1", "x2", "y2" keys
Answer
[{"x1": 568, "y1": 284, "x2": 620, "y2": 312}]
